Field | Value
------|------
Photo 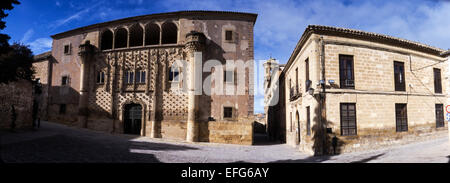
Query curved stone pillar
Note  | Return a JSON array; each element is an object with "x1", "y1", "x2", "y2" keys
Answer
[
  {"x1": 78, "y1": 41, "x2": 95, "y2": 128},
  {"x1": 185, "y1": 31, "x2": 205, "y2": 142}
]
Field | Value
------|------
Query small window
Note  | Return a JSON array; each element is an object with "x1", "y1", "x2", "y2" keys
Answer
[
  {"x1": 64, "y1": 44, "x2": 71, "y2": 55},
  {"x1": 306, "y1": 106, "x2": 311, "y2": 136},
  {"x1": 394, "y1": 61, "x2": 405, "y2": 91},
  {"x1": 169, "y1": 67, "x2": 180, "y2": 82},
  {"x1": 340, "y1": 103, "x2": 357, "y2": 136},
  {"x1": 124, "y1": 71, "x2": 134, "y2": 84},
  {"x1": 59, "y1": 104, "x2": 66, "y2": 114},
  {"x1": 395, "y1": 103, "x2": 408, "y2": 132},
  {"x1": 436, "y1": 104, "x2": 444, "y2": 128},
  {"x1": 61, "y1": 76, "x2": 69, "y2": 86},
  {"x1": 339, "y1": 55, "x2": 354, "y2": 89},
  {"x1": 136, "y1": 70, "x2": 146, "y2": 84},
  {"x1": 224, "y1": 70, "x2": 234, "y2": 83},
  {"x1": 434, "y1": 68, "x2": 442, "y2": 94},
  {"x1": 97, "y1": 71, "x2": 105, "y2": 84},
  {"x1": 225, "y1": 30, "x2": 233, "y2": 41},
  {"x1": 224, "y1": 107, "x2": 233, "y2": 118}
]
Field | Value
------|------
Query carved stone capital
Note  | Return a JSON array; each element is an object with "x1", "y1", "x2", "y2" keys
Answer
[
  {"x1": 78, "y1": 41, "x2": 95, "y2": 64},
  {"x1": 185, "y1": 31, "x2": 206, "y2": 53}
]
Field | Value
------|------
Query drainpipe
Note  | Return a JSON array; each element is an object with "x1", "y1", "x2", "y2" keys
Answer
[{"x1": 319, "y1": 36, "x2": 327, "y2": 155}]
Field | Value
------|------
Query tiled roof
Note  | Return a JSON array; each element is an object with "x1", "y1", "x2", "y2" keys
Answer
[{"x1": 33, "y1": 51, "x2": 52, "y2": 62}]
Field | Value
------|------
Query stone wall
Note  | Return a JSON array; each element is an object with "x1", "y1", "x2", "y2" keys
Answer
[
  {"x1": 281, "y1": 33, "x2": 449, "y2": 155},
  {"x1": 0, "y1": 80, "x2": 33, "y2": 129},
  {"x1": 199, "y1": 121, "x2": 253, "y2": 145}
]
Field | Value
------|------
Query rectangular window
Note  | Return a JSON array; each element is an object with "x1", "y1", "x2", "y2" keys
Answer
[
  {"x1": 61, "y1": 76, "x2": 69, "y2": 86},
  {"x1": 339, "y1": 55, "x2": 355, "y2": 89},
  {"x1": 124, "y1": 71, "x2": 134, "y2": 84},
  {"x1": 436, "y1": 104, "x2": 444, "y2": 128},
  {"x1": 394, "y1": 61, "x2": 406, "y2": 91},
  {"x1": 224, "y1": 70, "x2": 233, "y2": 83},
  {"x1": 136, "y1": 70, "x2": 146, "y2": 84},
  {"x1": 224, "y1": 107, "x2": 233, "y2": 118},
  {"x1": 64, "y1": 44, "x2": 71, "y2": 55},
  {"x1": 434, "y1": 68, "x2": 442, "y2": 94},
  {"x1": 395, "y1": 103, "x2": 408, "y2": 132},
  {"x1": 225, "y1": 30, "x2": 233, "y2": 41},
  {"x1": 169, "y1": 67, "x2": 180, "y2": 82},
  {"x1": 305, "y1": 58, "x2": 310, "y2": 92},
  {"x1": 59, "y1": 104, "x2": 66, "y2": 114},
  {"x1": 96, "y1": 71, "x2": 105, "y2": 84},
  {"x1": 340, "y1": 103, "x2": 357, "y2": 136},
  {"x1": 306, "y1": 106, "x2": 311, "y2": 136}
]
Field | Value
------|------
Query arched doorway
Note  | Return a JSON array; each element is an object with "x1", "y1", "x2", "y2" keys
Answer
[{"x1": 124, "y1": 103, "x2": 142, "y2": 135}]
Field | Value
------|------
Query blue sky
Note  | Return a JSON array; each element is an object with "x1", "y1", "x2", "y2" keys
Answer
[{"x1": 3, "y1": 0, "x2": 450, "y2": 113}]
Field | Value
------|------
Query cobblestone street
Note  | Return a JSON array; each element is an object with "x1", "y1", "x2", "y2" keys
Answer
[{"x1": 0, "y1": 121, "x2": 449, "y2": 163}]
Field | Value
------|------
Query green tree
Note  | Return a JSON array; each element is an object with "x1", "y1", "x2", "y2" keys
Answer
[{"x1": 0, "y1": 0, "x2": 35, "y2": 84}]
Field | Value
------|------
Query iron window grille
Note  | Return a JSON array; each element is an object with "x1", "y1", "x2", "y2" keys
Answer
[
  {"x1": 395, "y1": 103, "x2": 408, "y2": 132},
  {"x1": 436, "y1": 104, "x2": 445, "y2": 128},
  {"x1": 340, "y1": 103, "x2": 357, "y2": 136},
  {"x1": 339, "y1": 55, "x2": 355, "y2": 89}
]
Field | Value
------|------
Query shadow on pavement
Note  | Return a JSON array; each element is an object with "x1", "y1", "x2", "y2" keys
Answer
[
  {"x1": 0, "y1": 133, "x2": 198, "y2": 163},
  {"x1": 350, "y1": 153, "x2": 385, "y2": 163}
]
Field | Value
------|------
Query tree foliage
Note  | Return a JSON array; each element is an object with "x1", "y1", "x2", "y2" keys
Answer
[{"x1": 0, "y1": 0, "x2": 35, "y2": 84}]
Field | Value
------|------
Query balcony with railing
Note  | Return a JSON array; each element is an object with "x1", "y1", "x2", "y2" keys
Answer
[{"x1": 289, "y1": 85, "x2": 301, "y2": 101}]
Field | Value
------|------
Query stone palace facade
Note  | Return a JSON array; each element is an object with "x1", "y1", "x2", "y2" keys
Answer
[{"x1": 33, "y1": 11, "x2": 256, "y2": 145}]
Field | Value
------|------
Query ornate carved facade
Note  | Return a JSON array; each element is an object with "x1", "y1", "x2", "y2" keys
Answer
[{"x1": 35, "y1": 11, "x2": 257, "y2": 145}]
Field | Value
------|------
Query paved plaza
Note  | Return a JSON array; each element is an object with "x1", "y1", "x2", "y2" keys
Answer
[{"x1": 0, "y1": 121, "x2": 448, "y2": 163}]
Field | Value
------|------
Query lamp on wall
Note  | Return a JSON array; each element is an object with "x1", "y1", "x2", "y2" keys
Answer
[{"x1": 308, "y1": 88, "x2": 315, "y2": 95}]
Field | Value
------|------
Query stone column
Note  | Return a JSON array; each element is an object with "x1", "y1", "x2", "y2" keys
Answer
[
  {"x1": 78, "y1": 41, "x2": 95, "y2": 128},
  {"x1": 185, "y1": 31, "x2": 205, "y2": 142}
]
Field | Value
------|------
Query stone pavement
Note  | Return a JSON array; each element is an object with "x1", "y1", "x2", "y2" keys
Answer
[{"x1": 0, "y1": 121, "x2": 448, "y2": 163}]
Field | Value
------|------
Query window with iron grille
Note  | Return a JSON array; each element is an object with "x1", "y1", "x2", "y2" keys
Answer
[
  {"x1": 394, "y1": 61, "x2": 406, "y2": 91},
  {"x1": 136, "y1": 70, "x2": 146, "y2": 84},
  {"x1": 395, "y1": 103, "x2": 408, "y2": 132},
  {"x1": 305, "y1": 58, "x2": 310, "y2": 92},
  {"x1": 306, "y1": 106, "x2": 311, "y2": 136},
  {"x1": 434, "y1": 68, "x2": 442, "y2": 94},
  {"x1": 97, "y1": 71, "x2": 105, "y2": 84},
  {"x1": 339, "y1": 55, "x2": 354, "y2": 89},
  {"x1": 224, "y1": 107, "x2": 233, "y2": 118},
  {"x1": 340, "y1": 103, "x2": 357, "y2": 136},
  {"x1": 436, "y1": 104, "x2": 444, "y2": 128},
  {"x1": 124, "y1": 71, "x2": 134, "y2": 84}
]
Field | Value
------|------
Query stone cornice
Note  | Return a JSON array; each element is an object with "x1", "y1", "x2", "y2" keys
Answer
[{"x1": 51, "y1": 10, "x2": 257, "y2": 39}]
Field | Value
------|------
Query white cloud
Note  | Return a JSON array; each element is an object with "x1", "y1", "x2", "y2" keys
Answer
[
  {"x1": 28, "y1": 38, "x2": 53, "y2": 54},
  {"x1": 20, "y1": 29, "x2": 34, "y2": 44},
  {"x1": 56, "y1": 1, "x2": 61, "y2": 7}
]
